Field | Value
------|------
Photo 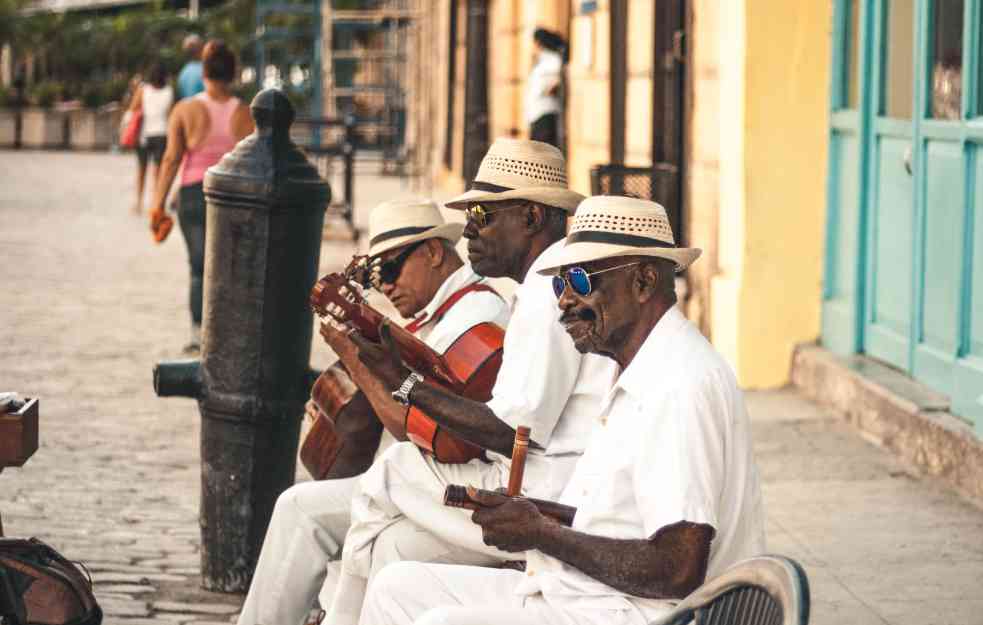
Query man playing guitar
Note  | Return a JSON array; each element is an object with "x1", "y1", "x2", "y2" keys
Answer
[{"x1": 237, "y1": 199, "x2": 510, "y2": 625}]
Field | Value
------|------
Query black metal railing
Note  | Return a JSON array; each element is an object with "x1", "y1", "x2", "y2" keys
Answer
[{"x1": 589, "y1": 163, "x2": 682, "y2": 246}]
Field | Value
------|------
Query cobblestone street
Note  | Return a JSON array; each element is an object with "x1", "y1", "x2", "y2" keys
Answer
[{"x1": 2, "y1": 151, "x2": 983, "y2": 625}]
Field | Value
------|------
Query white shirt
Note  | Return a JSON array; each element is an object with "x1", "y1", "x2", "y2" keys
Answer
[
  {"x1": 375, "y1": 263, "x2": 511, "y2": 456},
  {"x1": 524, "y1": 49, "x2": 563, "y2": 124},
  {"x1": 516, "y1": 306, "x2": 766, "y2": 621},
  {"x1": 486, "y1": 241, "x2": 619, "y2": 498},
  {"x1": 141, "y1": 84, "x2": 174, "y2": 139},
  {"x1": 408, "y1": 264, "x2": 511, "y2": 353}
]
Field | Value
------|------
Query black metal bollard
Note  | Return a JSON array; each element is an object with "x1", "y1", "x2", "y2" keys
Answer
[{"x1": 154, "y1": 89, "x2": 330, "y2": 592}]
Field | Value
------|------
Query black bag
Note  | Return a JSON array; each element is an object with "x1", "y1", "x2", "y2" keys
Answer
[{"x1": 0, "y1": 538, "x2": 101, "y2": 625}]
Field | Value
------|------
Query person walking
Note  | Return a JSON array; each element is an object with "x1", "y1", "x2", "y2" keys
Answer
[
  {"x1": 148, "y1": 40, "x2": 254, "y2": 353},
  {"x1": 525, "y1": 28, "x2": 566, "y2": 147},
  {"x1": 122, "y1": 74, "x2": 146, "y2": 214},
  {"x1": 127, "y1": 63, "x2": 173, "y2": 214},
  {"x1": 177, "y1": 34, "x2": 205, "y2": 100}
]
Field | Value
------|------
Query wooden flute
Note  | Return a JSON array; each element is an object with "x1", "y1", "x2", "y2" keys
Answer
[{"x1": 442, "y1": 425, "x2": 578, "y2": 527}]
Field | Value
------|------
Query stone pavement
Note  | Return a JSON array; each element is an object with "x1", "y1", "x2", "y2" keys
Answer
[{"x1": 1, "y1": 151, "x2": 981, "y2": 625}]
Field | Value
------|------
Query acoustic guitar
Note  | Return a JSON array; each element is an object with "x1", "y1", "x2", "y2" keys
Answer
[{"x1": 309, "y1": 270, "x2": 505, "y2": 464}]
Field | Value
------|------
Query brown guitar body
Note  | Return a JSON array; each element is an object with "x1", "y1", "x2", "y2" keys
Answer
[{"x1": 300, "y1": 364, "x2": 383, "y2": 480}]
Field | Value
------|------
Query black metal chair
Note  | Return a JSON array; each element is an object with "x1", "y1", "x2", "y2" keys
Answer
[{"x1": 648, "y1": 556, "x2": 810, "y2": 625}]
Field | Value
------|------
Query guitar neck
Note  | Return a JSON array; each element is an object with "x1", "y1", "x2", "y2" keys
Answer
[{"x1": 352, "y1": 303, "x2": 462, "y2": 389}]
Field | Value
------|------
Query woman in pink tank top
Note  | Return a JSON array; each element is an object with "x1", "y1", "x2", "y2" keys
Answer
[{"x1": 149, "y1": 40, "x2": 254, "y2": 352}]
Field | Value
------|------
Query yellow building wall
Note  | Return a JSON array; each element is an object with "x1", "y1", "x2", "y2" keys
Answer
[{"x1": 712, "y1": 0, "x2": 830, "y2": 388}]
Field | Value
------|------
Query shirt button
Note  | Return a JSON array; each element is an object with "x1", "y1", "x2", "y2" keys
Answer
[{"x1": 527, "y1": 569, "x2": 536, "y2": 576}]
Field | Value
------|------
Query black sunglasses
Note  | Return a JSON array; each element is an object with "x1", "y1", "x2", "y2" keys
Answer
[{"x1": 373, "y1": 241, "x2": 426, "y2": 286}]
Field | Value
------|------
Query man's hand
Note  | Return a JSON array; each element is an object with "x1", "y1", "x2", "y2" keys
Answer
[
  {"x1": 347, "y1": 320, "x2": 410, "y2": 391},
  {"x1": 468, "y1": 486, "x2": 550, "y2": 553},
  {"x1": 304, "y1": 399, "x2": 322, "y2": 423}
]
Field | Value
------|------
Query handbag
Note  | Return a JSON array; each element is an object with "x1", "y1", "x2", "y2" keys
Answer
[
  {"x1": 0, "y1": 537, "x2": 102, "y2": 625},
  {"x1": 120, "y1": 108, "x2": 142, "y2": 149}
]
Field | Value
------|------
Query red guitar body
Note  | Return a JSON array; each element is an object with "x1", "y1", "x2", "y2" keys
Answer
[
  {"x1": 405, "y1": 322, "x2": 504, "y2": 462},
  {"x1": 311, "y1": 271, "x2": 505, "y2": 463}
]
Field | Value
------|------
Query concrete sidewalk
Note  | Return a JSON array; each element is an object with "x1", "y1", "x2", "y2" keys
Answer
[{"x1": 1, "y1": 151, "x2": 981, "y2": 625}]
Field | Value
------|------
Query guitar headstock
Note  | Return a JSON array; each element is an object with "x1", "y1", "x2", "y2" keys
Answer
[
  {"x1": 344, "y1": 255, "x2": 375, "y2": 290},
  {"x1": 310, "y1": 273, "x2": 367, "y2": 319}
]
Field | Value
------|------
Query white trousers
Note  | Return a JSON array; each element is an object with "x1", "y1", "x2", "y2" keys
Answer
[
  {"x1": 341, "y1": 441, "x2": 516, "y2": 580},
  {"x1": 237, "y1": 441, "x2": 518, "y2": 625},
  {"x1": 360, "y1": 562, "x2": 654, "y2": 625},
  {"x1": 236, "y1": 477, "x2": 355, "y2": 625}
]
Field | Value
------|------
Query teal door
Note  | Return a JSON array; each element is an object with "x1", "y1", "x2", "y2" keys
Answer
[
  {"x1": 865, "y1": 0, "x2": 916, "y2": 370},
  {"x1": 823, "y1": 0, "x2": 983, "y2": 435}
]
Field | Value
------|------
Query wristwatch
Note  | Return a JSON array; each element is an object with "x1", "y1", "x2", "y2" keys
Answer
[{"x1": 391, "y1": 372, "x2": 424, "y2": 405}]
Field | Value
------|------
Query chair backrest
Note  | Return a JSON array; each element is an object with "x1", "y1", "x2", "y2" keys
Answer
[{"x1": 648, "y1": 555, "x2": 810, "y2": 625}]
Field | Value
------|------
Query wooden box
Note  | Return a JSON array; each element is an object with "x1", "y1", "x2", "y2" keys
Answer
[{"x1": 0, "y1": 398, "x2": 38, "y2": 467}]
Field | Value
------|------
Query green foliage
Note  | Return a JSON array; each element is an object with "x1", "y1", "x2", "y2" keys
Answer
[
  {"x1": 6, "y1": 0, "x2": 259, "y2": 105},
  {"x1": 30, "y1": 80, "x2": 62, "y2": 107},
  {"x1": 0, "y1": 86, "x2": 12, "y2": 107}
]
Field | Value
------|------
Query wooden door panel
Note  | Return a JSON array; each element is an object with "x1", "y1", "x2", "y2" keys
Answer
[
  {"x1": 952, "y1": 153, "x2": 983, "y2": 435},
  {"x1": 871, "y1": 138, "x2": 915, "y2": 330},
  {"x1": 913, "y1": 140, "x2": 964, "y2": 393}
]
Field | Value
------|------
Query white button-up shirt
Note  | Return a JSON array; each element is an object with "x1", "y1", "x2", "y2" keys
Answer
[
  {"x1": 516, "y1": 306, "x2": 766, "y2": 621},
  {"x1": 487, "y1": 241, "x2": 620, "y2": 499},
  {"x1": 409, "y1": 264, "x2": 511, "y2": 353},
  {"x1": 374, "y1": 263, "x2": 512, "y2": 456}
]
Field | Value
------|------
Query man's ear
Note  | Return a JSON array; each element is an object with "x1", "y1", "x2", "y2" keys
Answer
[
  {"x1": 635, "y1": 262, "x2": 660, "y2": 303},
  {"x1": 524, "y1": 203, "x2": 548, "y2": 235},
  {"x1": 425, "y1": 238, "x2": 444, "y2": 268}
]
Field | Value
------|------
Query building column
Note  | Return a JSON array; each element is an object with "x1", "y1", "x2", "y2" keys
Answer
[{"x1": 710, "y1": 0, "x2": 830, "y2": 388}]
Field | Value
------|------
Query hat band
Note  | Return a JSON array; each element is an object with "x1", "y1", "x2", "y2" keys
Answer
[
  {"x1": 470, "y1": 181, "x2": 513, "y2": 193},
  {"x1": 567, "y1": 230, "x2": 675, "y2": 248},
  {"x1": 370, "y1": 225, "x2": 435, "y2": 247}
]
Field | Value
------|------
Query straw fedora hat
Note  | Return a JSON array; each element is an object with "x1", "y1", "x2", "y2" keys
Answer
[
  {"x1": 537, "y1": 196, "x2": 702, "y2": 274},
  {"x1": 367, "y1": 198, "x2": 465, "y2": 258},
  {"x1": 444, "y1": 138, "x2": 585, "y2": 212}
]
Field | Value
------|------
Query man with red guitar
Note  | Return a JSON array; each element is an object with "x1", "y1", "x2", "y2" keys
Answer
[
  {"x1": 237, "y1": 199, "x2": 511, "y2": 625},
  {"x1": 320, "y1": 139, "x2": 619, "y2": 625}
]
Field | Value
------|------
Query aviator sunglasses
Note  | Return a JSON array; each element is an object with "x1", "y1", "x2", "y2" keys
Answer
[
  {"x1": 464, "y1": 202, "x2": 526, "y2": 228},
  {"x1": 374, "y1": 240, "x2": 427, "y2": 285},
  {"x1": 551, "y1": 262, "x2": 642, "y2": 298}
]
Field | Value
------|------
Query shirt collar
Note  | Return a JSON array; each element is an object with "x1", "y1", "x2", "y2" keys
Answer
[
  {"x1": 409, "y1": 264, "x2": 483, "y2": 328},
  {"x1": 526, "y1": 239, "x2": 567, "y2": 283},
  {"x1": 600, "y1": 306, "x2": 689, "y2": 411}
]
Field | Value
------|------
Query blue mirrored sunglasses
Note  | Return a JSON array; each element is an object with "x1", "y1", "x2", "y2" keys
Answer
[{"x1": 551, "y1": 262, "x2": 642, "y2": 298}]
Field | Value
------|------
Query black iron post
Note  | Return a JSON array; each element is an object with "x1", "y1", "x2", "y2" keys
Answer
[
  {"x1": 462, "y1": 0, "x2": 489, "y2": 184},
  {"x1": 153, "y1": 89, "x2": 330, "y2": 593}
]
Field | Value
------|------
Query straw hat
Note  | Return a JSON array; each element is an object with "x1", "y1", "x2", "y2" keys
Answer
[
  {"x1": 444, "y1": 138, "x2": 585, "y2": 212},
  {"x1": 367, "y1": 198, "x2": 465, "y2": 258},
  {"x1": 537, "y1": 196, "x2": 702, "y2": 274}
]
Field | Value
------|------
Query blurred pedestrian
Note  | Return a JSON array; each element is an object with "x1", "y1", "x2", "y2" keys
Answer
[
  {"x1": 149, "y1": 40, "x2": 254, "y2": 353},
  {"x1": 525, "y1": 28, "x2": 566, "y2": 147},
  {"x1": 127, "y1": 62, "x2": 174, "y2": 215},
  {"x1": 177, "y1": 34, "x2": 205, "y2": 100},
  {"x1": 121, "y1": 73, "x2": 146, "y2": 214}
]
